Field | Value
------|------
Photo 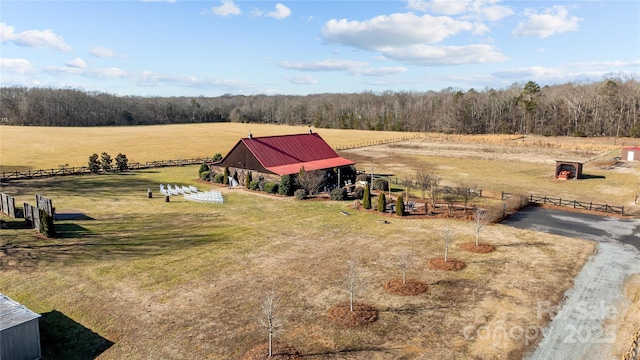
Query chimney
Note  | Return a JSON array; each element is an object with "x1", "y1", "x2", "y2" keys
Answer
[
  {"x1": 248, "y1": 132, "x2": 253, "y2": 139},
  {"x1": 308, "y1": 128, "x2": 313, "y2": 134}
]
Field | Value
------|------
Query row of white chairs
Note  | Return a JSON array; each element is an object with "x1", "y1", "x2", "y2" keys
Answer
[
  {"x1": 159, "y1": 184, "x2": 198, "y2": 196},
  {"x1": 183, "y1": 190, "x2": 223, "y2": 203}
]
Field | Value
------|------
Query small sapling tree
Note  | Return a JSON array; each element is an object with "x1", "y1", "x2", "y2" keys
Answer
[
  {"x1": 100, "y1": 152, "x2": 112, "y2": 172},
  {"x1": 212, "y1": 153, "x2": 223, "y2": 162},
  {"x1": 259, "y1": 290, "x2": 282, "y2": 357},
  {"x1": 397, "y1": 253, "x2": 412, "y2": 285},
  {"x1": 428, "y1": 175, "x2": 441, "y2": 211},
  {"x1": 295, "y1": 167, "x2": 325, "y2": 195},
  {"x1": 88, "y1": 153, "x2": 100, "y2": 173},
  {"x1": 344, "y1": 259, "x2": 363, "y2": 312},
  {"x1": 362, "y1": 184, "x2": 371, "y2": 209},
  {"x1": 473, "y1": 208, "x2": 490, "y2": 247},
  {"x1": 443, "y1": 194, "x2": 458, "y2": 216},
  {"x1": 443, "y1": 228, "x2": 453, "y2": 262}
]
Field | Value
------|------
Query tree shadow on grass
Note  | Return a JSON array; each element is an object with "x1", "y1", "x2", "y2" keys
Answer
[
  {"x1": 55, "y1": 223, "x2": 92, "y2": 239},
  {"x1": 40, "y1": 310, "x2": 114, "y2": 360}
]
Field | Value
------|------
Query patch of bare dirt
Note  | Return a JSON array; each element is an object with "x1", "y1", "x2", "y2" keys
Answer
[
  {"x1": 460, "y1": 242, "x2": 496, "y2": 254},
  {"x1": 427, "y1": 257, "x2": 467, "y2": 271},
  {"x1": 327, "y1": 303, "x2": 379, "y2": 328},
  {"x1": 383, "y1": 278, "x2": 428, "y2": 295},
  {"x1": 241, "y1": 342, "x2": 301, "y2": 360}
]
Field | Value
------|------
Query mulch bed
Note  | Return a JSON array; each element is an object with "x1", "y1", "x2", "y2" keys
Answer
[
  {"x1": 427, "y1": 257, "x2": 467, "y2": 271},
  {"x1": 241, "y1": 342, "x2": 300, "y2": 360},
  {"x1": 327, "y1": 302, "x2": 379, "y2": 328},
  {"x1": 460, "y1": 242, "x2": 496, "y2": 253},
  {"x1": 383, "y1": 278, "x2": 428, "y2": 295}
]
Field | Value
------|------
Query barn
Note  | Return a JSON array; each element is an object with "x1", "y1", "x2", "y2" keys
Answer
[
  {"x1": 622, "y1": 146, "x2": 640, "y2": 161},
  {"x1": 213, "y1": 131, "x2": 355, "y2": 182},
  {"x1": 0, "y1": 294, "x2": 42, "y2": 360},
  {"x1": 555, "y1": 161, "x2": 583, "y2": 180}
]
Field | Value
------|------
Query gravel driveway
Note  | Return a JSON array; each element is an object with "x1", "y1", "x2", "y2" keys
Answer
[{"x1": 501, "y1": 207, "x2": 640, "y2": 359}]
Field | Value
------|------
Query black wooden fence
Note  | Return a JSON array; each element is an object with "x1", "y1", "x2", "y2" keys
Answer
[
  {"x1": 501, "y1": 192, "x2": 625, "y2": 216},
  {"x1": 0, "y1": 158, "x2": 208, "y2": 182}
]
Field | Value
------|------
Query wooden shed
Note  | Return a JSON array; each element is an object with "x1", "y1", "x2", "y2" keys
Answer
[
  {"x1": 622, "y1": 146, "x2": 640, "y2": 161},
  {"x1": 0, "y1": 294, "x2": 42, "y2": 360},
  {"x1": 555, "y1": 161, "x2": 583, "y2": 180}
]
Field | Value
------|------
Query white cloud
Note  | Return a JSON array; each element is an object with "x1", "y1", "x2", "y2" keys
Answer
[
  {"x1": 512, "y1": 5, "x2": 581, "y2": 38},
  {"x1": 492, "y1": 66, "x2": 563, "y2": 79},
  {"x1": 66, "y1": 58, "x2": 87, "y2": 69},
  {"x1": 283, "y1": 74, "x2": 317, "y2": 85},
  {"x1": 406, "y1": 0, "x2": 513, "y2": 21},
  {"x1": 0, "y1": 58, "x2": 35, "y2": 75},
  {"x1": 380, "y1": 44, "x2": 507, "y2": 65},
  {"x1": 266, "y1": 3, "x2": 291, "y2": 20},
  {"x1": 90, "y1": 46, "x2": 125, "y2": 58},
  {"x1": 44, "y1": 64, "x2": 127, "y2": 78},
  {"x1": 278, "y1": 59, "x2": 368, "y2": 72},
  {"x1": 211, "y1": 0, "x2": 241, "y2": 17},
  {"x1": 352, "y1": 66, "x2": 408, "y2": 76},
  {"x1": 571, "y1": 60, "x2": 640, "y2": 68},
  {"x1": 0, "y1": 22, "x2": 72, "y2": 51},
  {"x1": 322, "y1": 13, "x2": 474, "y2": 49},
  {"x1": 253, "y1": 3, "x2": 291, "y2": 20}
]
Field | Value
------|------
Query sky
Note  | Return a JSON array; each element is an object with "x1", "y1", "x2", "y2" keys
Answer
[{"x1": 1, "y1": 0, "x2": 639, "y2": 97}]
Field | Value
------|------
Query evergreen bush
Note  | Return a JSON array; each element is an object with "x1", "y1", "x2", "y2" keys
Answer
[
  {"x1": 199, "y1": 171, "x2": 212, "y2": 181},
  {"x1": 198, "y1": 163, "x2": 209, "y2": 176},
  {"x1": 279, "y1": 174, "x2": 295, "y2": 196},
  {"x1": 354, "y1": 186, "x2": 364, "y2": 199},
  {"x1": 223, "y1": 166, "x2": 230, "y2": 185},
  {"x1": 330, "y1": 187, "x2": 347, "y2": 201},
  {"x1": 377, "y1": 192, "x2": 387, "y2": 212},
  {"x1": 373, "y1": 178, "x2": 389, "y2": 191},
  {"x1": 294, "y1": 189, "x2": 307, "y2": 200},
  {"x1": 88, "y1": 153, "x2": 100, "y2": 173},
  {"x1": 264, "y1": 182, "x2": 279, "y2": 194},
  {"x1": 362, "y1": 185, "x2": 372, "y2": 209},
  {"x1": 245, "y1": 171, "x2": 252, "y2": 189},
  {"x1": 39, "y1": 209, "x2": 56, "y2": 238},
  {"x1": 213, "y1": 173, "x2": 225, "y2": 183},
  {"x1": 396, "y1": 195, "x2": 405, "y2": 216},
  {"x1": 249, "y1": 180, "x2": 260, "y2": 190}
]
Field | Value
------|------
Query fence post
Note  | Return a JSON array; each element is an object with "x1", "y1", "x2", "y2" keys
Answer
[
  {"x1": 559, "y1": 198, "x2": 562, "y2": 206},
  {"x1": 544, "y1": 196, "x2": 547, "y2": 204},
  {"x1": 621, "y1": 206, "x2": 624, "y2": 216},
  {"x1": 573, "y1": 200, "x2": 576, "y2": 208},
  {"x1": 590, "y1": 202, "x2": 592, "y2": 210}
]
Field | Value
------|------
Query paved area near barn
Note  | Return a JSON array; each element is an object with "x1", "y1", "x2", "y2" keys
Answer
[{"x1": 501, "y1": 207, "x2": 640, "y2": 359}]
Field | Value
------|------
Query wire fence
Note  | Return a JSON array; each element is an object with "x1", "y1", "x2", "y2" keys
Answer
[{"x1": 0, "y1": 158, "x2": 208, "y2": 182}]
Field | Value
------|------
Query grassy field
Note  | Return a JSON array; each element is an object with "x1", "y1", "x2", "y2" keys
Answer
[
  {"x1": 0, "y1": 124, "x2": 638, "y2": 359},
  {"x1": 0, "y1": 123, "x2": 420, "y2": 172},
  {"x1": 1, "y1": 166, "x2": 596, "y2": 359}
]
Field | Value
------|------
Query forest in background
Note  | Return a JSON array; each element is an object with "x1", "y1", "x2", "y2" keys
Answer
[{"x1": 1, "y1": 76, "x2": 639, "y2": 137}]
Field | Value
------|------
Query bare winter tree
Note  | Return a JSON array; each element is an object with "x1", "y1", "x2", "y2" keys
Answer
[
  {"x1": 259, "y1": 290, "x2": 282, "y2": 357},
  {"x1": 443, "y1": 228, "x2": 454, "y2": 262},
  {"x1": 295, "y1": 167, "x2": 326, "y2": 195},
  {"x1": 443, "y1": 193, "x2": 458, "y2": 216},
  {"x1": 401, "y1": 176, "x2": 413, "y2": 205},
  {"x1": 415, "y1": 169, "x2": 432, "y2": 200},
  {"x1": 343, "y1": 259, "x2": 364, "y2": 312},
  {"x1": 428, "y1": 175, "x2": 442, "y2": 211},
  {"x1": 473, "y1": 208, "x2": 491, "y2": 247},
  {"x1": 397, "y1": 253, "x2": 413, "y2": 285},
  {"x1": 456, "y1": 182, "x2": 477, "y2": 210}
]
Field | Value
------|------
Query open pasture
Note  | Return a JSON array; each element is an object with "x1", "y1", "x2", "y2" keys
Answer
[
  {"x1": 0, "y1": 166, "x2": 599, "y2": 359},
  {"x1": 1, "y1": 124, "x2": 638, "y2": 359}
]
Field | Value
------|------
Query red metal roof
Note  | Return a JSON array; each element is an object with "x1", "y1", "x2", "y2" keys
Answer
[
  {"x1": 242, "y1": 132, "x2": 355, "y2": 176},
  {"x1": 623, "y1": 146, "x2": 640, "y2": 150}
]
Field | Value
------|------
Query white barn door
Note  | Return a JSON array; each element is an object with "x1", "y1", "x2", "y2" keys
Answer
[{"x1": 628, "y1": 150, "x2": 635, "y2": 161}]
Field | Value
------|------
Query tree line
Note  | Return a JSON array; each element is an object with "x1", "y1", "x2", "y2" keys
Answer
[{"x1": 1, "y1": 76, "x2": 638, "y2": 137}]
